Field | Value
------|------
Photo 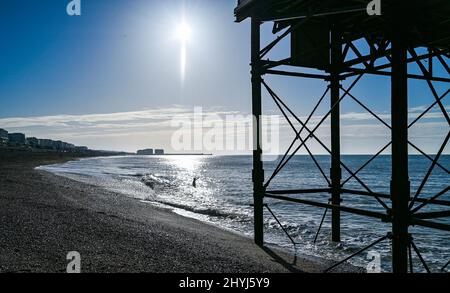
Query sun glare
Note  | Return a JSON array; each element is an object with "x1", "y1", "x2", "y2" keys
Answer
[
  {"x1": 175, "y1": 21, "x2": 192, "y2": 84},
  {"x1": 175, "y1": 22, "x2": 191, "y2": 42}
]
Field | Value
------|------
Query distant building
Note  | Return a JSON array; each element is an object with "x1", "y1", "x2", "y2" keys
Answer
[
  {"x1": 63, "y1": 143, "x2": 75, "y2": 151},
  {"x1": 0, "y1": 129, "x2": 85, "y2": 153},
  {"x1": 155, "y1": 149, "x2": 165, "y2": 155},
  {"x1": 26, "y1": 137, "x2": 40, "y2": 147},
  {"x1": 8, "y1": 133, "x2": 26, "y2": 145},
  {"x1": 74, "y1": 146, "x2": 88, "y2": 153},
  {"x1": 137, "y1": 149, "x2": 154, "y2": 155},
  {"x1": 39, "y1": 139, "x2": 56, "y2": 150},
  {"x1": 54, "y1": 140, "x2": 66, "y2": 151},
  {"x1": 0, "y1": 129, "x2": 8, "y2": 145},
  {"x1": 0, "y1": 129, "x2": 8, "y2": 139},
  {"x1": 37, "y1": 138, "x2": 80, "y2": 152}
]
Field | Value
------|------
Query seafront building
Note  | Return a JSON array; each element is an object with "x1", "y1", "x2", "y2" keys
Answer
[
  {"x1": 136, "y1": 148, "x2": 165, "y2": 156},
  {"x1": 38, "y1": 139, "x2": 56, "y2": 150},
  {"x1": 26, "y1": 137, "x2": 39, "y2": 148},
  {"x1": 155, "y1": 149, "x2": 165, "y2": 155},
  {"x1": 8, "y1": 133, "x2": 26, "y2": 146},
  {"x1": 0, "y1": 129, "x2": 8, "y2": 145},
  {"x1": 0, "y1": 128, "x2": 90, "y2": 153},
  {"x1": 74, "y1": 146, "x2": 88, "y2": 153},
  {"x1": 137, "y1": 149, "x2": 154, "y2": 155}
]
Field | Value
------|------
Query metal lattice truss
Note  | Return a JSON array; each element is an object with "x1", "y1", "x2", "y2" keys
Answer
[{"x1": 237, "y1": 0, "x2": 450, "y2": 273}]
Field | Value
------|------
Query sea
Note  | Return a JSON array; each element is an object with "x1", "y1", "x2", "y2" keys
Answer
[{"x1": 37, "y1": 155, "x2": 450, "y2": 272}]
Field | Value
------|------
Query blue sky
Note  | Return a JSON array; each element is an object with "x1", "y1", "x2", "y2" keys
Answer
[
  {"x1": 0, "y1": 0, "x2": 448, "y2": 154},
  {"x1": 0, "y1": 0, "x2": 253, "y2": 116}
]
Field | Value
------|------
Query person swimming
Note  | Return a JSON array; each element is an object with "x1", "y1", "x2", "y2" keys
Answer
[{"x1": 192, "y1": 177, "x2": 198, "y2": 188}]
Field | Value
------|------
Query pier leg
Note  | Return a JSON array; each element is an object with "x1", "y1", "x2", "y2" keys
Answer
[
  {"x1": 391, "y1": 19, "x2": 410, "y2": 274},
  {"x1": 330, "y1": 28, "x2": 342, "y2": 243},
  {"x1": 251, "y1": 16, "x2": 264, "y2": 246}
]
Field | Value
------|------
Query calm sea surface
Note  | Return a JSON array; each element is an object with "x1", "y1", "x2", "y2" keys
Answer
[{"x1": 38, "y1": 155, "x2": 450, "y2": 272}]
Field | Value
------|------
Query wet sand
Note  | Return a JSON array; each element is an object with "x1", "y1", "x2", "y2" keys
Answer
[{"x1": 0, "y1": 150, "x2": 360, "y2": 273}]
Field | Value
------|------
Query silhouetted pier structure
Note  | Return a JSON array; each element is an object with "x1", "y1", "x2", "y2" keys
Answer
[{"x1": 235, "y1": 0, "x2": 449, "y2": 273}]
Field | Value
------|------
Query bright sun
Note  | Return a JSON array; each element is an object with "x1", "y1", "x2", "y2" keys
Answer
[{"x1": 175, "y1": 22, "x2": 191, "y2": 42}]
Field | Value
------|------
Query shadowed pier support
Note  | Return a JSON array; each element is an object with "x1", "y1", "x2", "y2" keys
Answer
[
  {"x1": 251, "y1": 16, "x2": 264, "y2": 246},
  {"x1": 330, "y1": 27, "x2": 342, "y2": 243},
  {"x1": 390, "y1": 4, "x2": 410, "y2": 274}
]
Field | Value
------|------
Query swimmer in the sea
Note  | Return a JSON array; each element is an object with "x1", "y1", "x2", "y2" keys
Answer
[{"x1": 192, "y1": 177, "x2": 198, "y2": 188}]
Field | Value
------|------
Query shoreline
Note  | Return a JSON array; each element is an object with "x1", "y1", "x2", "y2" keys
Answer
[{"x1": 0, "y1": 151, "x2": 361, "y2": 273}]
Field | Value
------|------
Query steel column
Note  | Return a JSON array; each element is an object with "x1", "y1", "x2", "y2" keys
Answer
[
  {"x1": 251, "y1": 16, "x2": 264, "y2": 246},
  {"x1": 330, "y1": 27, "x2": 342, "y2": 242},
  {"x1": 390, "y1": 14, "x2": 410, "y2": 273}
]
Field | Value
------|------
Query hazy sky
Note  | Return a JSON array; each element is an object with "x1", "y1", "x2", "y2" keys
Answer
[{"x1": 0, "y1": 0, "x2": 448, "y2": 154}]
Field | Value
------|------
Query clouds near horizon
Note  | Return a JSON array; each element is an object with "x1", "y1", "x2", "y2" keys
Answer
[{"x1": 0, "y1": 105, "x2": 447, "y2": 155}]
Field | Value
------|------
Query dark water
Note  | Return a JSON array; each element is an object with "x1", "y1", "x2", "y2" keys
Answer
[{"x1": 38, "y1": 155, "x2": 450, "y2": 272}]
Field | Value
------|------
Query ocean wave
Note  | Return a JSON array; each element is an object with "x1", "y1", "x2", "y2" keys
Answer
[
  {"x1": 140, "y1": 174, "x2": 173, "y2": 190},
  {"x1": 150, "y1": 199, "x2": 245, "y2": 219}
]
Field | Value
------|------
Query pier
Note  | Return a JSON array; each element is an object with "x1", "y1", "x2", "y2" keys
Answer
[{"x1": 235, "y1": 0, "x2": 450, "y2": 273}]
